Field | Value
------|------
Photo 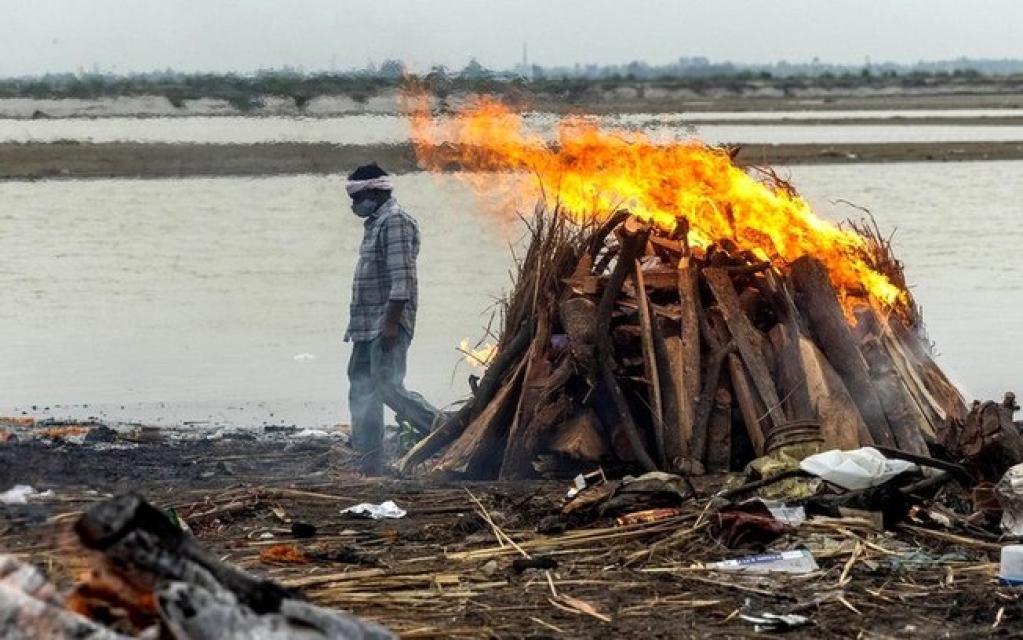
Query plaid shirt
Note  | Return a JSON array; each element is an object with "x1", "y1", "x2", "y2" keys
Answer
[{"x1": 344, "y1": 198, "x2": 420, "y2": 342}]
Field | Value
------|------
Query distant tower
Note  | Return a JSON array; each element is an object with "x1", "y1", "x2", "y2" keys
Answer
[{"x1": 522, "y1": 42, "x2": 532, "y2": 80}]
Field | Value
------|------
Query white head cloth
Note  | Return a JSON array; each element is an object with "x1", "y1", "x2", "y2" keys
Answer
[{"x1": 346, "y1": 176, "x2": 394, "y2": 196}]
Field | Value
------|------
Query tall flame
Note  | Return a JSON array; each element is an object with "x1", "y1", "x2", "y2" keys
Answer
[{"x1": 407, "y1": 96, "x2": 906, "y2": 311}]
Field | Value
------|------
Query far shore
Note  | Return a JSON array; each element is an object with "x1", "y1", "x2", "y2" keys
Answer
[{"x1": 3, "y1": 140, "x2": 1023, "y2": 180}]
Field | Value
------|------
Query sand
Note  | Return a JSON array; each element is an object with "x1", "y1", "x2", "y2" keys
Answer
[{"x1": 3, "y1": 89, "x2": 1023, "y2": 180}]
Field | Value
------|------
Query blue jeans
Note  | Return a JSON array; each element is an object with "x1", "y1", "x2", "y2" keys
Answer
[{"x1": 347, "y1": 329, "x2": 439, "y2": 457}]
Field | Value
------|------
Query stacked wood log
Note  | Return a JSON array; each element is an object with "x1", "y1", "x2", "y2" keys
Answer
[{"x1": 401, "y1": 207, "x2": 970, "y2": 480}]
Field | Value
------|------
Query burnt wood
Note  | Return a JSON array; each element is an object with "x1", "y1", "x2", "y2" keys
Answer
[
  {"x1": 853, "y1": 306, "x2": 931, "y2": 456},
  {"x1": 704, "y1": 267, "x2": 787, "y2": 435},
  {"x1": 790, "y1": 256, "x2": 897, "y2": 448}
]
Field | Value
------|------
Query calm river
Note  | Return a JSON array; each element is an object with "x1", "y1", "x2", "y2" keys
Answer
[{"x1": 1, "y1": 118, "x2": 1020, "y2": 429}]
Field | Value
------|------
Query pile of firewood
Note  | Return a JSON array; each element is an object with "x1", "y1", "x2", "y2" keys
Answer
[{"x1": 402, "y1": 205, "x2": 970, "y2": 480}]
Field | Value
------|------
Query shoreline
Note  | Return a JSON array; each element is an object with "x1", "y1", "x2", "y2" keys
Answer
[{"x1": 4, "y1": 140, "x2": 1023, "y2": 180}]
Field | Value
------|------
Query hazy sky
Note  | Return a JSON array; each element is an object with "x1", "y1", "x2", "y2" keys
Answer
[{"x1": 4, "y1": 0, "x2": 1023, "y2": 77}]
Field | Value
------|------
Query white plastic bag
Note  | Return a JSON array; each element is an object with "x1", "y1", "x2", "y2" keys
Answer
[
  {"x1": 340, "y1": 500, "x2": 407, "y2": 519},
  {"x1": 996, "y1": 464, "x2": 1023, "y2": 536},
  {"x1": 799, "y1": 447, "x2": 916, "y2": 491}
]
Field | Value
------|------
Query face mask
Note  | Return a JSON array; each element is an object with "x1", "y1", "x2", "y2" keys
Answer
[{"x1": 351, "y1": 198, "x2": 379, "y2": 218}]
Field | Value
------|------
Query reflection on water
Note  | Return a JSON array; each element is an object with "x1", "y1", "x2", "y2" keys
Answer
[{"x1": 1, "y1": 164, "x2": 1020, "y2": 428}]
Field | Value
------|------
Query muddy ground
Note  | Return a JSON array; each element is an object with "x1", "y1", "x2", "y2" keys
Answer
[
  {"x1": 0, "y1": 425, "x2": 1018, "y2": 639},
  {"x1": 4, "y1": 139, "x2": 1023, "y2": 181}
]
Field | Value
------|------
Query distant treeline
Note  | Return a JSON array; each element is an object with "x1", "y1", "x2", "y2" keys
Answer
[{"x1": 4, "y1": 57, "x2": 1023, "y2": 109}]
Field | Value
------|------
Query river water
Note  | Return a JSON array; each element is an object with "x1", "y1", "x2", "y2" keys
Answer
[
  {"x1": 1, "y1": 117, "x2": 1021, "y2": 429},
  {"x1": 5, "y1": 111, "x2": 1023, "y2": 146}
]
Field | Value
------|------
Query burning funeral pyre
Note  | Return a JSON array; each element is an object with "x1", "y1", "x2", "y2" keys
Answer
[{"x1": 400, "y1": 98, "x2": 978, "y2": 480}]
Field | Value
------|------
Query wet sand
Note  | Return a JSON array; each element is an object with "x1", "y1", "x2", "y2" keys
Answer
[{"x1": 3, "y1": 139, "x2": 1023, "y2": 181}]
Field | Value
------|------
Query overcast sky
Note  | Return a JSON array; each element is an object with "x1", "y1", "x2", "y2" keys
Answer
[{"x1": 3, "y1": 0, "x2": 1023, "y2": 77}]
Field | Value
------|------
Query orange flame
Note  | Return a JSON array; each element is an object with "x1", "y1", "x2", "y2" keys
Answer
[
  {"x1": 459, "y1": 338, "x2": 497, "y2": 368},
  {"x1": 407, "y1": 96, "x2": 906, "y2": 311}
]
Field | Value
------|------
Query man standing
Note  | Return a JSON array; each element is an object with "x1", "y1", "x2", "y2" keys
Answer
[{"x1": 344, "y1": 163, "x2": 439, "y2": 474}]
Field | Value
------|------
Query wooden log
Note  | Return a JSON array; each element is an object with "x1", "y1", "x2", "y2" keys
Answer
[
  {"x1": 587, "y1": 209, "x2": 630, "y2": 266},
  {"x1": 639, "y1": 266, "x2": 685, "y2": 292},
  {"x1": 548, "y1": 409, "x2": 609, "y2": 461},
  {"x1": 726, "y1": 351, "x2": 768, "y2": 456},
  {"x1": 398, "y1": 319, "x2": 533, "y2": 473},
  {"x1": 651, "y1": 314, "x2": 682, "y2": 471},
  {"x1": 470, "y1": 319, "x2": 535, "y2": 421},
  {"x1": 768, "y1": 324, "x2": 815, "y2": 423},
  {"x1": 706, "y1": 387, "x2": 733, "y2": 472},
  {"x1": 634, "y1": 261, "x2": 666, "y2": 467},
  {"x1": 960, "y1": 400, "x2": 1023, "y2": 482},
  {"x1": 614, "y1": 298, "x2": 685, "y2": 322},
  {"x1": 560, "y1": 296, "x2": 599, "y2": 374},
  {"x1": 500, "y1": 352, "x2": 576, "y2": 479},
  {"x1": 689, "y1": 302, "x2": 736, "y2": 465},
  {"x1": 790, "y1": 256, "x2": 897, "y2": 448},
  {"x1": 704, "y1": 268, "x2": 787, "y2": 434},
  {"x1": 737, "y1": 286, "x2": 763, "y2": 325},
  {"x1": 509, "y1": 392, "x2": 572, "y2": 471},
  {"x1": 435, "y1": 359, "x2": 527, "y2": 476},
  {"x1": 797, "y1": 334, "x2": 873, "y2": 449},
  {"x1": 887, "y1": 315, "x2": 969, "y2": 427},
  {"x1": 853, "y1": 306, "x2": 931, "y2": 456},
  {"x1": 764, "y1": 271, "x2": 815, "y2": 422},
  {"x1": 594, "y1": 218, "x2": 658, "y2": 472},
  {"x1": 870, "y1": 323, "x2": 944, "y2": 437},
  {"x1": 647, "y1": 234, "x2": 685, "y2": 262},
  {"x1": 674, "y1": 258, "x2": 702, "y2": 466},
  {"x1": 499, "y1": 339, "x2": 549, "y2": 479}
]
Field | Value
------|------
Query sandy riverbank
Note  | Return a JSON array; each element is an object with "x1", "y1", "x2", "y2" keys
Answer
[{"x1": 3, "y1": 140, "x2": 1023, "y2": 181}]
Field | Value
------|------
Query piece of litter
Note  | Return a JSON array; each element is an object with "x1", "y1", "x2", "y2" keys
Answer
[
  {"x1": 800, "y1": 447, "x2": 916, "y2": 491},
  {"x1": 740, "y1": 610, "x2": 811, "y2": 631},
  {"x1": 294, "y1": 429, "x2": 331, "y2": 438},
  {"x1": 340, "y1": 500, "x2": 407, "y2": 519},
  {"x1": 565, "y1": 473, "x2": 588, "y2": 499},
  {"x1": 708, "y1": 549, "x2": 819, "y2": 575},
  {"x1": 763, "y1": 502, "x2": 806, "y2": 526},
  {"x1": 0, "y1": 485, "x2": 53, "y2": 504},
  {"x1": 293, "y1": 353, "x2": 318, "y2": 361}
]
